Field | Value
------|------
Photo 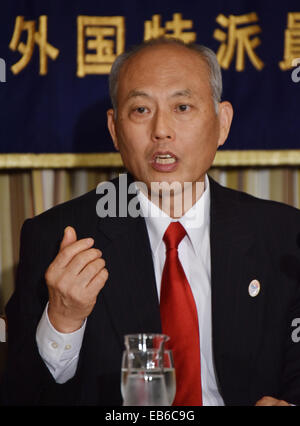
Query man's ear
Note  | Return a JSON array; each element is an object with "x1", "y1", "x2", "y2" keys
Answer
[
  {"x1": 217, "y1": 101, "x2": 234, "y2": 148},
  {"x1": 107, "y1": 108, "x2": 119, "y2": 151}
]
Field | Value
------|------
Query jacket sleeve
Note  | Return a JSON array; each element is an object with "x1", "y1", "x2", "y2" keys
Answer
[
  {"x1": 1, "y1": 217, "x2": 83, "y2": 405},
  {"x1": 280, "y1": 212, "x2": 300, "y2": 405}
]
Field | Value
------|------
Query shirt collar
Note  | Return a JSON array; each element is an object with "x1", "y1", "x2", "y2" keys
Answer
[{"x1": 137, "y1": 175, "x2": 210, "y2": 257}]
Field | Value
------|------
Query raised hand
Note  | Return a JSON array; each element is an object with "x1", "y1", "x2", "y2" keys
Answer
[{"x1": 46, "y1": 226, "x2": 108, "y2": 333}]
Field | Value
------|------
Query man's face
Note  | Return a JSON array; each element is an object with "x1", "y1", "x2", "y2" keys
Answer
[{"x1": 107, "y1": 44, "x2": 233, "y2": 191}]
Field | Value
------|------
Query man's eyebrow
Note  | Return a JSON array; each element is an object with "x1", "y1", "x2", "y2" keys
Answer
[
  {"x1": 170, "y1": 89, "x2": 193, "y2": 98},
  {"x1": 126, "y1": 89, "x2": 193, "y2": 100},
  {"x1": 126, "y1": 90, "x2": 150, "y2": 100}
]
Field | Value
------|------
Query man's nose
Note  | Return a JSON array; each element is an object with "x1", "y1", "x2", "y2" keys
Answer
[{"x1": 151, "y1": 110, "x2": 175, "y2": 142}]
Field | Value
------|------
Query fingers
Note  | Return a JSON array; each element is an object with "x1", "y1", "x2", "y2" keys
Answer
[
  {"x1": 56, "y1": 235, "x2": 95, "y2": 268},
  {"x1": 46, "y1": 226, "x2": 106, "y2": 284},
  {"x1": 60, "y1": 226, "x2": 77, "y2": 251},
  {"x1": 77, "y1": 255, "x2": 106, "y2": 285},
  {"x1": 47, "y1": 231, "x2": 108, "y2": 289},
  {"x1": 86, "y1": 266, "x2": 109, "y2": 295},
  {"x1": 255, "y1": 396, "x2": 291, "y2": 406},
  {"x1": 45, "y1": 227, "x2": 109, "y2": 332},
  {"x1": 69, "y1": 248, "x2": 103, "y2": 276}
]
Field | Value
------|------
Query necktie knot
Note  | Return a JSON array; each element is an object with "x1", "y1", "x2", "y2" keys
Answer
[{"x1": 163, "y1": 222, "x2": 186, "y2": 250}]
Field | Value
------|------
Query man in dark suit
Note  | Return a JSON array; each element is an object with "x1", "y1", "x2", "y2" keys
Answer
[{"x1": 2, "y1": 37, "x2": 300, "y2": 406}]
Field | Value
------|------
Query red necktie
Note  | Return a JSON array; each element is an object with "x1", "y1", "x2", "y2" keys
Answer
[{"x1": 160, "y1": 222, "x2": 202, "y2": 406}]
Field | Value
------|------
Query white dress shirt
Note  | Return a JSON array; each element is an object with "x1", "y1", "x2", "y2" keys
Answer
[
  {"x1": 36, "y1": 303, "x2": 86, "y2": 384},
  {"x1": 36, "y1": 174, "x2": 224, "y2": 405}
]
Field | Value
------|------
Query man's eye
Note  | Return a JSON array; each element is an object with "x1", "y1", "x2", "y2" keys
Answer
[
  {"x1": 135, "y1": 107, "x2": 148, "y2": 114},
  {"x1": 177, "y1": 104, "x2": 190, "y2": 112}
]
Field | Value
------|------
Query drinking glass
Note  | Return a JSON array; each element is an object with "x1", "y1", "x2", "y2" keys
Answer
[
  {"x1": 162, "y1": 350, "x2": 176, "y2": 405},
  {"x1": 121, "y1": 333, "x2": 175, "y2": 406}
]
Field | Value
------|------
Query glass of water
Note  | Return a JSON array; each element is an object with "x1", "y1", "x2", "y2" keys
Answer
[
  {"x1": 162, "y1": 350, "x2": 176, "y2": 405},
  {"x1": 121, "y1": 333, "x2": 175, "y2": 406}
]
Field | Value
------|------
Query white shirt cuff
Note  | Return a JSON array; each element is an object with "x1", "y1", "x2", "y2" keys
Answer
[{"x1": 36, "y1": 303, "x2": 86, "y2": 384}]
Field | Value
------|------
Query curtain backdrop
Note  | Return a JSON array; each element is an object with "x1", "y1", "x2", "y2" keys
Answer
[{"x1": 1, "y1": 165, "x2": 299, "y2": 313}]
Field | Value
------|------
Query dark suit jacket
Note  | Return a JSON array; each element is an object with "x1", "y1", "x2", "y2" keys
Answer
[{"x1": 2, "y1": 175, "x2": 300, "y2": 406}]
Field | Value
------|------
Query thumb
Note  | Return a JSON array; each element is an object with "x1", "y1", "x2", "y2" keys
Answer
[{"x1": 60, "y1": 226, "x2": 77, "y2": 251}]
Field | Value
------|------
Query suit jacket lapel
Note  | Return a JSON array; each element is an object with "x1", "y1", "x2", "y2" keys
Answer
[
  {"x1": 209, "y1": 177, "x2": 265, "y2": 400},
  {"x1": 94, "y1": 175, "x2": 161, "y2": 348}
]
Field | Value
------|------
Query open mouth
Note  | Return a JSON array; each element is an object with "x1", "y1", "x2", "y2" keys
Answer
[
  {"x1": 150, "y1": 151, "x2": 178, "y2": 172},
  {"x1": 155, "y1": 154, "x2": 176, "y2": 164},
  {"x1": 152, "y1": 152, "x2": 177, "y2": 164}
]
